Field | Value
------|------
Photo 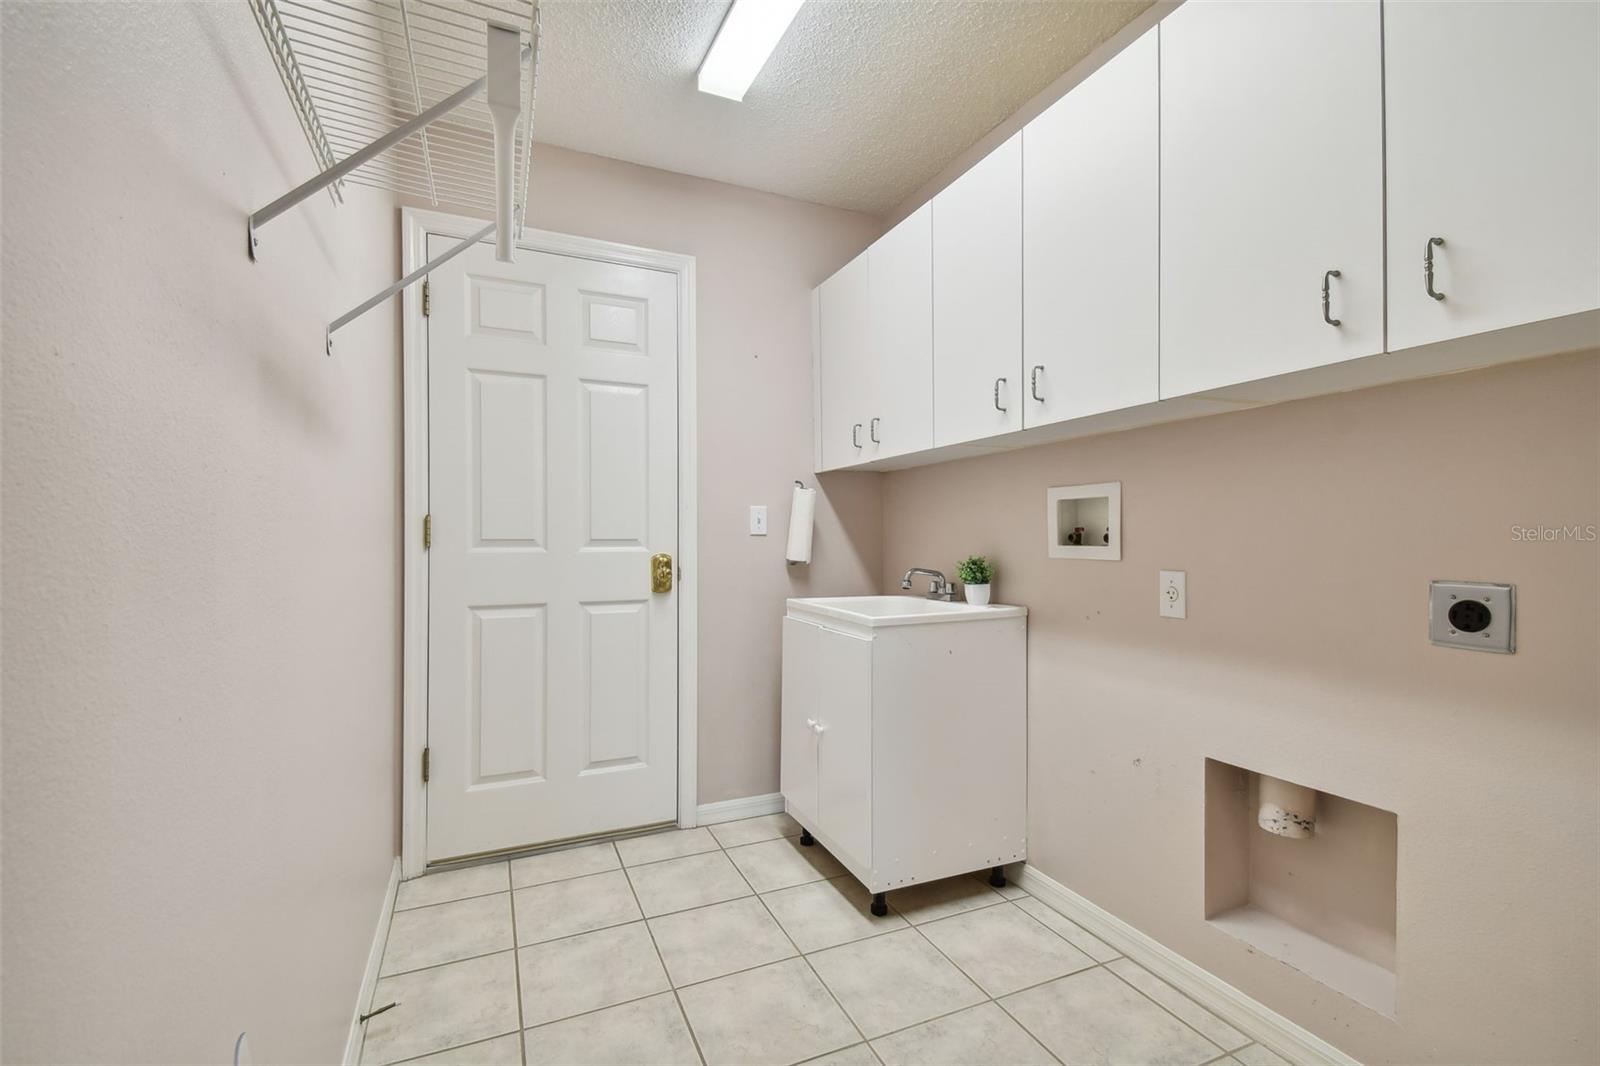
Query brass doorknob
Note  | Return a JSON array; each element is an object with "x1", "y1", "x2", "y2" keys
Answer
[{"x1": 651, "y1": 553, "x2": 673, "y2": 594}]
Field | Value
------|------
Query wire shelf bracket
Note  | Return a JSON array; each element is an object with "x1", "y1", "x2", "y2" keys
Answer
[{"x1": 245, "y1": 0, "x2": 542, "y2": 354}]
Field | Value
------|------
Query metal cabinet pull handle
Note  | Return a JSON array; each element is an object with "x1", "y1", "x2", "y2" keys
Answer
[
  {"x1": 993, "y1": 378, "x2": 1007, "y2": 413},
  {"x1": 870, "y1": 417, "x2": 880, "y2": 443},
  {"x1": 852, "y1": 423, "x2": 862, "y2": 448},
  {"x1": 1322, "y1": 269, "x2": 1342, "y2": 327},
  {"x1": 1424, "y1": 237, "x2": 1446, "y2": 301},
  {"x1": 1030, "y1": 365, "x2": 1044, "y2": 401}
]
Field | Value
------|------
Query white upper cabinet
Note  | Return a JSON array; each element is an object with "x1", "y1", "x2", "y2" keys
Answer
[
  {"x1": 815, "y1": 207, "x2": 933, "y2": 470},
  {"x1": 817, "y1": 250, "x2": 870, "y2": 471},
  {"x1": 1159, "y1": 1, "x2": 1384, "y2": 398},
  {"x1": 933, "y1": 133, "x2": 1023, "y2": 446},
  {"x1": 866, "y1": 205, "x2": 933, "y2": 462},
  {"x1": 1022, "y1": 29, "x2": 1158, "y2": 427},
  {"x1": 1384, "y1": 1, "x2": 1600, "y2": 352}
]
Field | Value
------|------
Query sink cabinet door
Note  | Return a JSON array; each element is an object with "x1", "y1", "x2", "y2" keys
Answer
[
  {"x1": 814, "y1": 626, "x2": 873, "y2": 872},
  {"x1": 780, "y1": 617, "x2": 821, "y2": 827}
]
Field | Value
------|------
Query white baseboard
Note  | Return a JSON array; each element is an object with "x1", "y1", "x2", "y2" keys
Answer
[
  {"x1": 343, "y1": 858, "x2": 402, "y2": 1066},
  {"x1": 694, "y1": 792, "x2": 785, "y2": 826},
  {"x1": 1014, "y1": 864, "x2": 1360, "y2": 1066}
]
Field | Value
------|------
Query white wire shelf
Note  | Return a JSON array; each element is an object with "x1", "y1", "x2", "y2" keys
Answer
[
  {"x1": 249, "y1": 0, "x2": 541, "y2": 222},
  {"x1": 245, "y1": 0, "x2": 543, "y2": 351}
]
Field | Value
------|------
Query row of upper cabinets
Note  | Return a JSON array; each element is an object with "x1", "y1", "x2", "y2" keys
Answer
[{"x1": 814, "y1": 0, "x2": 1599, "y2": 472}]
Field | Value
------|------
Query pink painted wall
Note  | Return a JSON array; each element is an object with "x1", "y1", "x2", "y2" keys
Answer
[
  {"x1": 878, "y1": 350, "x2": 1600, "y2": 1064},
  {"x1": 2, "y1": 3, "x2": 403, "y2": 1061}
]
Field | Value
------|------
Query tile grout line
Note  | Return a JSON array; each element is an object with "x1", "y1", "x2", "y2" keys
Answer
[
  {"x1": 504, "y1": 860, "x2": 529, "y2": 1066},
  {"x1": 385, "y1": 1031, "x2": 521, "y2": 1066},
  {"x1": 895, "y1": 897, "x2": 1066, "y2": 1066},
  {"x1": 718, "y1": 826, "x2": 873, "y2": 1057},
  {"x1": 621, "y1": 841, "x2": 709, "y2": 1066},
  {"x1": 1097, "y1": 955, "x2": 1248, "y2": 1056}
]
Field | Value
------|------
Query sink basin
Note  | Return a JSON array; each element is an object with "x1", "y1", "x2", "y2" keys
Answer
[{"x1": 787, "y1": 595, "x2": 1026, "y2": 628}]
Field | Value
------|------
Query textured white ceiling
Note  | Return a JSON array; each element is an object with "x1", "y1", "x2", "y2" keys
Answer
[{"x1": 533, "y1": 0, "x2": 1152, "y2": 215}]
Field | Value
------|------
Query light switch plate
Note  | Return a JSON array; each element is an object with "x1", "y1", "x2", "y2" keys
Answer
[
  {"x1": 749, "y1": 505, "x2": 768, "y2": 536},
  {"x1": 1160, "y1": 570, "x2": 1186, "y2": 619},
  {"x1": 1429, "y1": 580, "x2": 1514, "y2": 652}
]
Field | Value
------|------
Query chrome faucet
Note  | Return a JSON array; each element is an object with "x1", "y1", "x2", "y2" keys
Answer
[{"x1": 901, "y1": 567, "x2": 956, "y2": 601}]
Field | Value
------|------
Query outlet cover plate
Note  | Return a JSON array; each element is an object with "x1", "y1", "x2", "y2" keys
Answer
[
  {"x1": 1160, "y1": 570, "x2": 1186, "y2": 619},
  {"x1": 1429, "y1": 580, "x2": 1514, "y2": 653}
]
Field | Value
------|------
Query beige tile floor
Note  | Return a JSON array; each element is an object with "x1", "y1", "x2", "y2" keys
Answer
[{"x1": 360, "y1": 814, "x2": 1298, "y2": 1066}]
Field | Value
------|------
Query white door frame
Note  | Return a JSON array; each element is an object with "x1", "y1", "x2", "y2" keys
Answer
[{"x1": 400, "y1": 207, "x2": 699, "y2": 877}]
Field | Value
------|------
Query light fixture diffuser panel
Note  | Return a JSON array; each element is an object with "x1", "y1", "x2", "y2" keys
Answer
[{"x1": 697, "y1": 0, "x2": 805, "y2": 102}]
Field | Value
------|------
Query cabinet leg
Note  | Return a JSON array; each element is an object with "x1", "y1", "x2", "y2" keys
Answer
[
  {"x1": 870, "y1": 892, "x2": 888, "y2": 917},
  {"x1": 799, "y1": 829, "x2": 814, "y2": 847},
  {"x1": 989, "y1": 866, "x2": 1007, "y2": 888}
]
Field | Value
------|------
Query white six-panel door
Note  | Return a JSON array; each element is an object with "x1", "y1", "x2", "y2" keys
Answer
[
  {"x1": 1023, "y1": 28, "x2": 1159, "y2": 427},
  {"x1": 427, "y1": 235, "x2": 678, "y2": 862},
  {"x1": 1384, "y1": 0, "x2": 1600, "y2": 352},
  {"x1": 1159, "y1": 0, "x2": 1384, "y2": 398}
]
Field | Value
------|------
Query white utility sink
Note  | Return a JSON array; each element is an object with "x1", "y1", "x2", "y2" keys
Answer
[
  {"x1": 786, "y1": 595, "x2": 1026, "y2": 629},
  {"x1": 781, "y1": 593, "x2": 1027, "y2": 904}
]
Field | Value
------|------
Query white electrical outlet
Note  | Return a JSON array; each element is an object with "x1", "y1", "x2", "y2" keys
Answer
[
  {"x1": 749, "y1": 505, "x2": 768, "y2": 536},
  {"x1": 1160, "y1": 570, "x2": 1186, "y2": 619}
]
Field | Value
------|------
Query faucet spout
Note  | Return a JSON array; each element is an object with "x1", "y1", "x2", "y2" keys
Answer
[{"x1": 901, "y1": 567, "x2": 956, "y2": 601}]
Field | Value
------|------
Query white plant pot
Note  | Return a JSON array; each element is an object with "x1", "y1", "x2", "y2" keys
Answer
[{"x1": 965, "y1": 583, "x2": 992, "y2": 606}]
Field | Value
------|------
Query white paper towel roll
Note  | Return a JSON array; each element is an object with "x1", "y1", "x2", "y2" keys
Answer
[{"x1": 785, "y1": 484, "x2": 816, "y2": 565}]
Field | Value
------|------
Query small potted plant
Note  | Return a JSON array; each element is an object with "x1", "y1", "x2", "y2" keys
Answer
[{"x1": 956, "y1": 555, "x2": 995, "y2": 606}]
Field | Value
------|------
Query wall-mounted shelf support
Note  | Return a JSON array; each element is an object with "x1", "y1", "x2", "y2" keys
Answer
[
  {"x1": 325, "y1": 221, "x2": 496, "y2": 356},
  {"x1": 247, "y1": 64, "x2": 512, "y2": 262}
]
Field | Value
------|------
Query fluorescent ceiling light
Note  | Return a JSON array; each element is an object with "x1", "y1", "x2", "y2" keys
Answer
[{"x1": 697, "y1": 0, "x2": 805, "y2": 102}]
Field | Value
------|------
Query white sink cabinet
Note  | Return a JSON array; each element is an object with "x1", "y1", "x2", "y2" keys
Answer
[{"x1": 781, "y1": 596, "x2": 1027, "y2": 914}]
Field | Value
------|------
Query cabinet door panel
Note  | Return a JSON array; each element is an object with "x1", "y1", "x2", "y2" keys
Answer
[
  {"x1": 933, "y1": 133, "x2": 1023, "y2": 445},
  {"x1": 815, "y1": 627, "x2": 872, "y2": 870},
  {"x1": 818, "y1": 253, "x2": 870, "y2": 470},
  {"x1": 868, "y1": 205, "x2": 934, "y2": 460},
  {"x1": 1023, "y1": 29, "x2": 1158, "y2": 426},
  {"x1": 780, "y1": 617, "x2": 820, "y2": 827},
  {"x1": 1159, "y1": 1, "x2": 1383, "y2": 398},
  {"x1": 1386, "y1": 0, "x2": 1599, "y2": 351}
]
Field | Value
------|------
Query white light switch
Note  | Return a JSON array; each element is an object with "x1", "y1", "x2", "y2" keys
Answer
[
  {"x1": 749, "y1": 505, "x2": 768, "y2": 536},
  {"x1": 1160, "y1": 570, "x2": 1186, "y2": 619}
]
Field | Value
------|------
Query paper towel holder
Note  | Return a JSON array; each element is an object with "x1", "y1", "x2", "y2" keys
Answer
[{"x1": 787, "y1": 481, "x2": 811, "y2": 567}]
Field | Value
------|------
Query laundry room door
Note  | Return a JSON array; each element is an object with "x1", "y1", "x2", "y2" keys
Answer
[{"x1": 426, "y1": 233, "x2": 679, "y2": 862}]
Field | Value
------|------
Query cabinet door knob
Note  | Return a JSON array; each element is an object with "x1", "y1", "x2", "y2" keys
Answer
[
  {"x1": 1322, "y1": 269, "x2": 1342, "y2": 327},
  {"x1": 852, "y1": 423, "x2": 862, "y2": 448},
  {"x1": 1030, "y1": 365, "x2": 1044, "y2": 401},
  {"x1": 993, "y1": 378, "x2": 1008, "y2": 413},
  {"x1": 870, "y1": 417, "x2": 880, "y2": 444},
  {"x1": 1424, "y1": 237, "x2": 1446, "y2": 301}
]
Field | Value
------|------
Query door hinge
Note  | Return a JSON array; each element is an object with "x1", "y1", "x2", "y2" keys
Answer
[
  {"x1": 421, "y1": 746, "x2": 430, "y2": 783},
  {"x1": 421, "y1": 278, "x2": 431, "y2": 317},
  {"x1": 423, "y1": 513, "x2": 432, "y2": 550}
]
